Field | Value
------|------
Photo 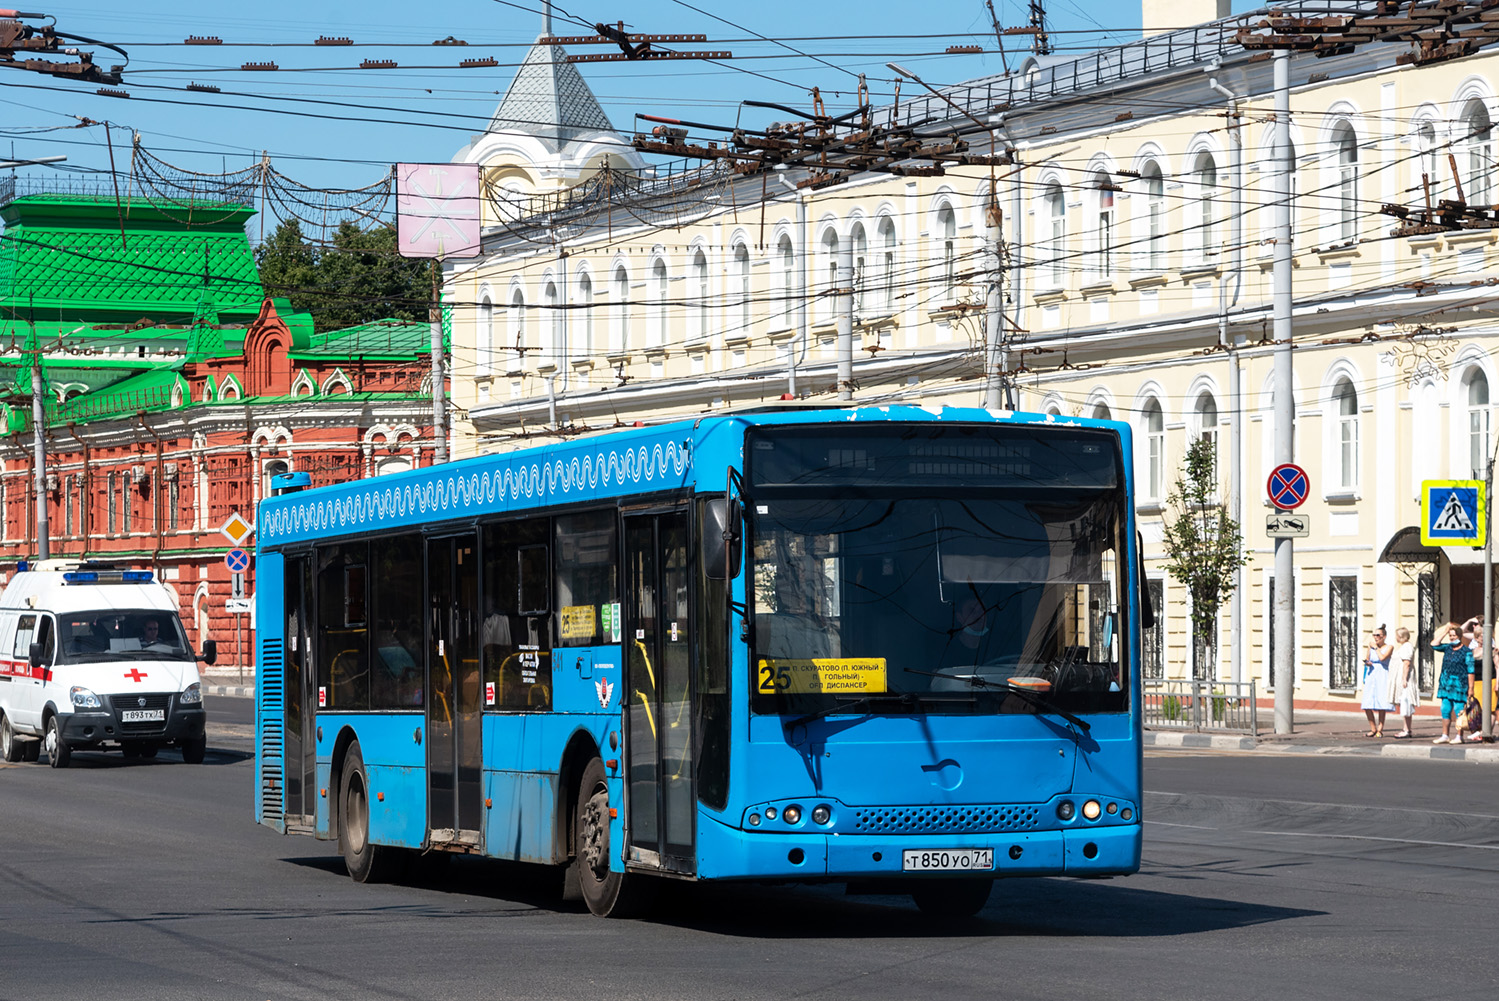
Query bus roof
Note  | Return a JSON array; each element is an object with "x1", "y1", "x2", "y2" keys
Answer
[{"x1": 255, "y1": 405, "x2": 1126, "y2": 549}]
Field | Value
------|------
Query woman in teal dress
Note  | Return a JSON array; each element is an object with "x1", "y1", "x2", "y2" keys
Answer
[{"x1": 1431, "y1": 622, "x2": 1474, "y2": 744}]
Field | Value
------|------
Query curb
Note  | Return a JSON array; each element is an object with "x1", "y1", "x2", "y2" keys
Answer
[
  {"x1": 205, "y1": 684, "x2": 254, "y2": 699},
  {"x1": 1145, "y1": 730, "x2": 1499, "y2": 762}
]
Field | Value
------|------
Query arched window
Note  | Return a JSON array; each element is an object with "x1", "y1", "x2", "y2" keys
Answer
[
  {"x1": 1091, "y1": 402, "x2": 1112, "y2": 421},
  {"x1": 690, "y1": 249, "x2": 709, "y2": 342},
  {"x1": 611, "y1": 265, "x2": 629, "y2": 353},
  {"x1": 778, "y1": 234, "x2": 796, "y2": 329},
  {"x1": 1464, "y1": 99, "x2": 1493, "y2": 206},
  {"x1": 1468, "y1": 369, "x2": 1491, "y2": 479},
  {"x1": 544, "y1": 280, "x2": 562, "y2": 370},
  {"x1": 478, "y1": 294, "x2": 493, "y2": 376},
  {"x1": 1332, "y1": 121, "x2": 1358, "y2": 243},
  {"x1": 1044, "y1": 182, "x2": 1066, "y2": 289},
  {"x1": 820, "y1": 228, "x2": 839, "y2": 320},
  {"x1": 1193, "y1": 151, "x2": 1217, "y2": 264},
  {"x1": 936, "y1": 204, "x2": 957, "y2": 300},
  {"x1": 650, "y1": 258, "x2": 668, "y2": 347},
  {"x1": 1195, "y1": 392, "x2": 1219, "y2": 448},
  {"x1": 1094, "y1": 171, "x2": 1116, "y2": 278},
  {"x1": 732, "y1": 243, "x2": 750, "y2": 338},
  {"x1": 1142, "y1": 161, "x2": 1165, "y2": 271},
  {"x1": 1143, "y1": 398, "x2": 1165, "y2": 501},
  {"x1": 576, "y1": 272, "x2": 593, "y2": 358},
  {"x1": 878, "y1": 216, "x2": 897, "y2": 313},
  {"x1": 850, "y1": 223, "x2": 867, "y2": 315},
  {"x1": 1416, "y1": 119, "x2": 1440, "y2": 201},
  {"x1": 263, "y1": 459, "x2": 290, "y2": 504},
  {"x1": 1334, "y1": 377, "x2": 1359, "y2": 489},
  {"x1": 508, "y1": 288, "x2": 527, "y2": 363}
]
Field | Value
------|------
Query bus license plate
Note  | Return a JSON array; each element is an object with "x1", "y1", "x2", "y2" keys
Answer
[
  {"x1": 902, "y1": 849, "x2": 994, "y2": 872},
  {"x1": 121, "y1": 710, "x2": 164, "y2": 723}
]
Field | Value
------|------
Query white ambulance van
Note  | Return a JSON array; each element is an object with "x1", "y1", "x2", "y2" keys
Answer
[{"x1": 0, "y1": 559, "x2": 217, "y2": 767}]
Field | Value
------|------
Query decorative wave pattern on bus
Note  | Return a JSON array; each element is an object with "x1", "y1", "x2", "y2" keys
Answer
[{"x1": 260, "y1": 441, "x2": 692, "y2": 542}]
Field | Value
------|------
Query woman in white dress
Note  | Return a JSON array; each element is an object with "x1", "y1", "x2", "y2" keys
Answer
[
  {"x1": 1389, "y1": 626, "x2": 1418, "y2": 738},
  {"x1": 1360, "y1": 625, "x2": 1395, "y2": 737}
]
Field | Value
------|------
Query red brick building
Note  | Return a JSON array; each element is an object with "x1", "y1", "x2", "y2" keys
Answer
[{"x1": 0, "y1": 192, "x2": 444, "y2": 669}]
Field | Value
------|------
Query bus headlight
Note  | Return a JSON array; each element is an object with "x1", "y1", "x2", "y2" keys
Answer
[
  {"x1": 1082, "y1": 800, "x2": 1101, "y2": 821},
  {"x1": 811, "y1": 804, "x2": 832, "y2": 826},
  {"x1": 782, "y1": 805, "x2": 802, "y2": 825},
  {"x1": 70, "y1": 686, "x2": 102, "y2": 709},
  {"x1": 179, "y1": 683, "x2": 202, "y2": 705},
  {"x1": 1056, "y1": 800, "x2": 1075, "y2": 821}
]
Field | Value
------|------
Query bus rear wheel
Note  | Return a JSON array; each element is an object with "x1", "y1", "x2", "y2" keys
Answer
[
  {"x1": 910, "y1": 878, "x2": 993, "y2": 918},
  {"x1": 339, "y1": 743, "x2": 403, "y2": 883},
  {"x1": 573, "y1": 757, "x2": 652, "y2": 917}
]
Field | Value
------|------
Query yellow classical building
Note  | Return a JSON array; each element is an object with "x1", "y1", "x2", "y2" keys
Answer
[{"x1": 443, "y1": 4, "x2": 1499, "y2": 707}]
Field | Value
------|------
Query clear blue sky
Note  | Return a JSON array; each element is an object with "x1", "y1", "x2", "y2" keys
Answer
[{"x1": 1, "y1": 0, "x2": 1226, "y2": 229}]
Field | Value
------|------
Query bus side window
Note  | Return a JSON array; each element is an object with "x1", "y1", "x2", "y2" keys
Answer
[
  {"x1": 483, "y1": 518, "x2": 553, "y2": 710},
  {"x1": 317, "y1": 541, "x2": 370, "y2": 711}
]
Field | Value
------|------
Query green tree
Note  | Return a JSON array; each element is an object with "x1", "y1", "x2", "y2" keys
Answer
[
  {"x1": 1161, "y1": 436, "x2": 1253, "y2": 682},
  {"x1": 254, "y1": 219, "x2": 432, "y2": 333}
]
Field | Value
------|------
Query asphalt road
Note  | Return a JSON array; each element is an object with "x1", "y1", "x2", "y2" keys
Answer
[{"x1": 1, "y1": 705, "x2": 1495, "y2": 1001}]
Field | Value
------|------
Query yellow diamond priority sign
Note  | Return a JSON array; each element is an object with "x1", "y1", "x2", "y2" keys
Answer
[{"x1": 220, "y1": 512, "x2": 255, "y2": 547}]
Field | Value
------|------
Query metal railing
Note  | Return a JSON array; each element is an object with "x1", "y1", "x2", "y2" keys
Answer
[{"x1": 1142, "y1": 679, "x2": 1258, "y2": 735}]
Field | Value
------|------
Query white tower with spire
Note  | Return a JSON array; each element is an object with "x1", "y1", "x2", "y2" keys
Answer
[{"x1": 453, "y1": 6, "x2": 644, "y2": 227}]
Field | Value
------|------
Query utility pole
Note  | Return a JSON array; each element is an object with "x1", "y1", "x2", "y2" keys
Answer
[
  {"x1": 1272, "y1": 51, "x2": 1294, "y2": 734},
  {"x1": 430, "y1": 262, "x2": 448, "y2": 464},
  {"x1": 984, "y1": 203, "x2": 1005, "y2": 409},
  {"x1": 30, "y1": 321, "x2": 48, "y2": 560},
  {"x1": 836, "y1": 234, "x2": 853, "y2": 401}
]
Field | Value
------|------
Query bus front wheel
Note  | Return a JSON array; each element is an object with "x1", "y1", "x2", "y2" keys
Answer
[
  {"x1": 339, "y1": 743, "x2": 403, "y2": 883},
  {"x1": 910, "y1": 878, "x2": 993, "y2": 918},
  {"x1": 573, "y1": 757, "x2": 651, "y2": 917}
]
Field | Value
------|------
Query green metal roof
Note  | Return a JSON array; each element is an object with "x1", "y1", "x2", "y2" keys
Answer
[
  {"x1": 293, "y1": 316, "x2": 433, "y2": 360},
  {"x1": 0, "y1": 195, "x2": 264, "y2": 323}
]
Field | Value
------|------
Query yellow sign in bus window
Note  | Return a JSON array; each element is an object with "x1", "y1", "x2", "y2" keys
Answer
[
  {"x1": 756, "y1": 658, "x2": 888, "y2": 695},
  {"x1": 560, "y1": 605, "x2": 597, "y2": 641}
]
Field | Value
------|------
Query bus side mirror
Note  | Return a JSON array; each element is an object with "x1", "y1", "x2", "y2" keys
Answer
[
  {"x1": 199, "y1": 639, "x2": 218, "y2": 666},
  {"x1": 28, "y1": 642, "x2": 44, "y2": 668},
  {"x1": 704, "y1": 497, "x2": 742, "y2": 580}
]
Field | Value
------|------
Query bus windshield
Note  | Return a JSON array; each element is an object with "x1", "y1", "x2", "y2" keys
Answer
[
  {"x1": 747, "y1": 424, "x2": 1129, "y2": 716},
  {"x1": 56, "y1": 610, "x2": 195, "y2": 663}
]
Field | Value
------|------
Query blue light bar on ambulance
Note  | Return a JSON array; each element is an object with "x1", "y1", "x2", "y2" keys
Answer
[{"x1": 62, "y1": 569, "x2": 153, "y2": 584}]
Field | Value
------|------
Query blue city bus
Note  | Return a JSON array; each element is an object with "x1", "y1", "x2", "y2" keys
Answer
[{"x1": 253, "y1": 405, "x2": 1148, "y2": 917}]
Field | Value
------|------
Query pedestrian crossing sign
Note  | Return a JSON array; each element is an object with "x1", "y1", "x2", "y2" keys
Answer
[{"x1": 1420, "y1": 480, "x2": 1486, "y2": 547}]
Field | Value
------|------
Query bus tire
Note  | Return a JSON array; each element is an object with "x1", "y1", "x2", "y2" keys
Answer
[
  {"x1": 45, "y1": 715, "x2": 70, "y2": 769},
  {"x1": 0, "y1": 712, "x2": 21, "y2": 763},
  {"x1": 180, "y1": 736, "x2": 206, "y2": 765},
  {"x1": 573, "y1": 757, "x2": 652, "y2": 918},
  {"x1": 910, "y1": 878, "x2": 993, "y2": 918},
  {"x1": 340, "y1": 743, "x2": 402, "y2": 883}
]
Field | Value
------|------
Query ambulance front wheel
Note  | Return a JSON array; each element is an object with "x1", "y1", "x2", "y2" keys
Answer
[
  {"x1": 44, "y1": 715, "x2": 70, "y2": 769},
  {"x1": 180, "y1": 736, "x2": 205, "y2": 764}
]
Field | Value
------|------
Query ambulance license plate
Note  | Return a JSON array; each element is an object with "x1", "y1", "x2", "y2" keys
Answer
[
  {"x1": 121, "y1": 710, "x2": 165, "y2": 723},
  {"x1": 902, "y1": 849, "x2": 994, "y2": 871}
]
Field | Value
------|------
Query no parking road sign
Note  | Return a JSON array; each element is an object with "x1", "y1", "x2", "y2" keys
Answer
[
  {"x1": 225, "y1": 548, "x2": 251, "y2": 573},
  {"x1": 1421, "y1": 480, "x2": 1486, "y2": 547},
  {"x1": 1266, "y1": 463, "x2": 1310, "y2": 510}
]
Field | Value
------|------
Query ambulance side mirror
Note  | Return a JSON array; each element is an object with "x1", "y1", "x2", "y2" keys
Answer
[
  {"x1": 28, "y1": 642, "x2": 44, "y2": 668},
  {"x1": 198, "y1": 639, "x2": 218, "y2": 666}
]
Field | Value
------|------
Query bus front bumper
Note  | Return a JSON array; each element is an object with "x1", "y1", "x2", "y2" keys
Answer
[{"x1": 695, "y1": 820, "x2": 1141, "y2": 881}]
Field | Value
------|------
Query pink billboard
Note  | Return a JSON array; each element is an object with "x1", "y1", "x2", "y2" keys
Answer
[{"x1": 396, "y1": 162, "x2": 482, "y2": 259}]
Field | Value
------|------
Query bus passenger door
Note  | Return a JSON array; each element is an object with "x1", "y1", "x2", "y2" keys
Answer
[
  {"x1": 623, "y1": 510, "x2": 695, "y2": 873},
  {"x1": 426, "y1": 533, "x2": 483, "y2": 844},
  {"x1": 283, "y1": 554, "x2": 316, "y2": 831}
]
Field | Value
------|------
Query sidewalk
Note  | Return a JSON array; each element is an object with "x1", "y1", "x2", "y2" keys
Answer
[
  {"x1": 1146, "y1": 708, "x2": 1499, "y2": 762},
  {"x1": 201, "y1": 668, "x2": 255, "y2": 700}
]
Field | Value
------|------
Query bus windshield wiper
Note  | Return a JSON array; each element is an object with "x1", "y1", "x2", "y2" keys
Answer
[
  {"x1": 785, "y1": 692, "x2": 914, "y2": 729},
  {"x1": 905, "y1": 668, "x2": 1092, "y2": 733}
]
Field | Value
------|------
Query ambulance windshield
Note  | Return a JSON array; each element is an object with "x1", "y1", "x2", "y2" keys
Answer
[{"x1": 57, "y1": 610, "x2": 194, "y2": 662}]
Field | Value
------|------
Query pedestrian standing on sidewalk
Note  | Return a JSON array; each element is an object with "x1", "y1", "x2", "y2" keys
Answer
[
  {"x1": 1390, "y1": 626, "x2": 1418, "y2": 738},
  {"x1": 1432, "y1": 622, "x2": 1475, "y2": 744},
  {"x1": 1361, "y1": 625, "x2": 1395, "y2": 737}
]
